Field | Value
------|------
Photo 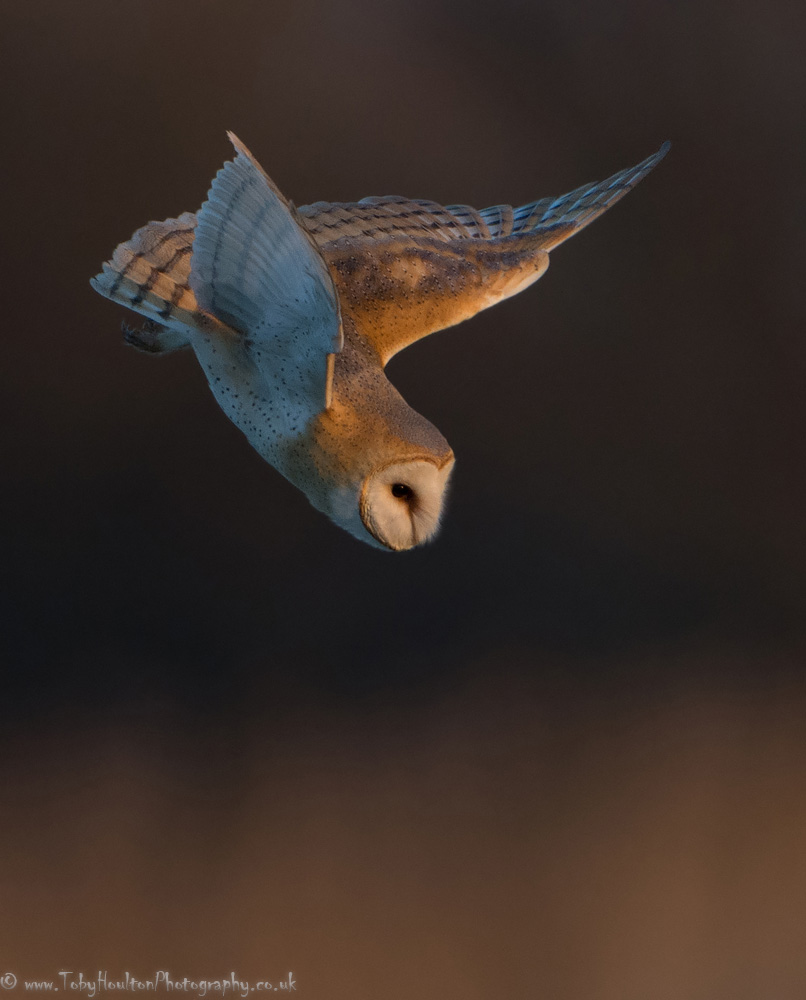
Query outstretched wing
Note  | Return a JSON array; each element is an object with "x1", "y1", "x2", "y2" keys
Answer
[
  {"x1": 298, "y1": 142, "x2": 669, "y2": 364},
  {"x1": 189, "y1": 132, "x2": 343, "y2": 410}
]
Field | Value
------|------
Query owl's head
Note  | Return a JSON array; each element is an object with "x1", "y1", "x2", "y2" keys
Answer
[
  {"x1": 358, "y1": 457, "x2": 455, "y2": 551},
  {"x1": 321, "y1": 454, "x2": 455, "y2": 551}
]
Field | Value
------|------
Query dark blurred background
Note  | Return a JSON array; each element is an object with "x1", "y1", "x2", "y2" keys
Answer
[{"x1": 2, "y1": 0, "x2": 806, "y2": 995}]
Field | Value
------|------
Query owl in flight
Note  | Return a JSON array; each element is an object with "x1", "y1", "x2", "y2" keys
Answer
[{"x1": 92, "y1": 134, "x2": 669, "y2": 551}]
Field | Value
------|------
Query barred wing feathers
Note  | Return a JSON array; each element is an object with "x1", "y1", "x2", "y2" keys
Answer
[
  {"x1": 298, "y1": 142, "x2": 669, "y2": 363},
  {"x1": 90, "y1": 212, "x2": 231, "y2": 343}
]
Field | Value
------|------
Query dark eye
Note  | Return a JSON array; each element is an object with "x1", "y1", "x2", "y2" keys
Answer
[{"x1": 391, "y1": 483, "x2": 413, "y2": 500}]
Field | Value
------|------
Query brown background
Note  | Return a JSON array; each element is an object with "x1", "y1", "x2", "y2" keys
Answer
[{"x1": 2, "y1": 0, "x2": 806, "y2": 996}]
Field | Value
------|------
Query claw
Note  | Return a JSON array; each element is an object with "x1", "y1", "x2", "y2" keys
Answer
[{"x1": 121, "y1": 319, "x2": 169, "y2": 353}]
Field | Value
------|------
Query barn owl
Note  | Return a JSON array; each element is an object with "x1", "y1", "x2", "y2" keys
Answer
[{"x1": 91, "y1": 134, "x2": 669, "y2": 551}]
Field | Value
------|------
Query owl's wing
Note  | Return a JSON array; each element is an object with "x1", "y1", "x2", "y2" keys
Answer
[
  {"x1": 90, "y1": 212, "x2": 217, "y2": 342},
  {"x1": 92, "y1": 133, "x2": 343, "y2": 410},
  {"x1": 298, "y1": 142, "x2": 669, "y2": 364}
]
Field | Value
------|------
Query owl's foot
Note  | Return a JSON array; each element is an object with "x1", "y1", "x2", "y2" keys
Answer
[{"x1": 122, "y1": 320, "x2": 189, "y2": 354}]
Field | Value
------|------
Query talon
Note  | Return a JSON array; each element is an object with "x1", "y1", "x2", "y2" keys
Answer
[
  {"x1": 141, "y1": 319, "x2": 167, "y2": 335},
  {"x1": 121, "y1": 319, "x2": 168, "y2": 353}
]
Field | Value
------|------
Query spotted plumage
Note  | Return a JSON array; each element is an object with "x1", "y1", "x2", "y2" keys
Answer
[{"x1": 91, "y1": 133, "x2": 669, "y2": 550}]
